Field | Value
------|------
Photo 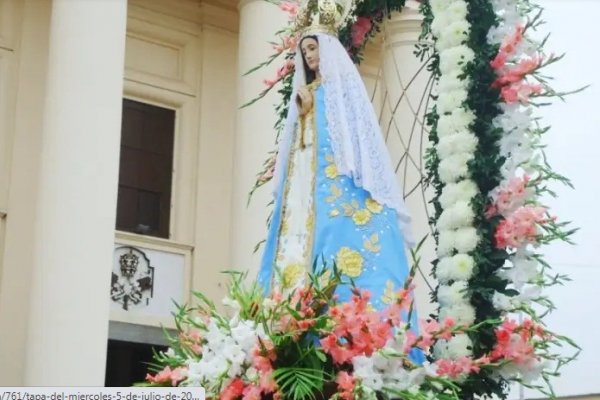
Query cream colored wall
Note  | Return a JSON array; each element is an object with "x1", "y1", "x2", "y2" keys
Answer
[
  {"x1": 0, "y1": 0, "x2": 239, "y2": 384},
  {"x1": 113, "y1": 0, "x2": 239, "y2": 324},
  {"x1": 0, "y1": 0, "x2": 49, "y2": 385}
]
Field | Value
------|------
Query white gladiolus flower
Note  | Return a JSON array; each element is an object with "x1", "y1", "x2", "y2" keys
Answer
[
  {"x1": 439, "y1": 46, "x2": 475, "y2": 75},
  {"x1": 437, "y1": 131, "x2": 479, "y2": 160},
  {"x1": 438, "y1": 281, "x2": 469, "y2": 307},
  {"x1": 437, "y1": 89, "x2": 469, "y2": 114},
  {"x1": 222, "y1": 296, "x2": 241, "y2": 311},
  {"x1": 454, "y1": 227, "x2": 479, "y2": 253},
  {"x1": 498, "y1": 357, "x2": 547, "y2": 384},
  {"x1": 438, "y1": 201, "x2": 475, "y2": 230},
  {"x1": 439, "y1": 302, "x2": 476, "y2": 325},
  {"x1": 439, "y1": 153, "x2": 472, "y2": 183},
  {"x1": 499, "y1": 255, "x2": 539, "y2": 289},
  {"x1": 439, "y1": 179, "x2": 478, "y2": 209},
  {"x1": 492, "y1": 292, "x2": 512, "y2": 311}
]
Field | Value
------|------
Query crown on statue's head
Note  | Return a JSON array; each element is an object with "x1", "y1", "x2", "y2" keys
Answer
[{"x1": 294, "y1": 0, "x2": 356, "y2": 37}]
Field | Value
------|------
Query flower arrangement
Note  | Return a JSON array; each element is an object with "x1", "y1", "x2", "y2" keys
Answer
[
  {"x1": 140, "y1": 0, "x2": 581, "y2": 399},
  {"x1": 422, "y1": 0, "x2": 580, "y2": 397},
  {"x1": 140, "y1": 258, "x2": 575, "y2": 400}
]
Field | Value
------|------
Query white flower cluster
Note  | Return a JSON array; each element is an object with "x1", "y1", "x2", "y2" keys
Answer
[
  {"x1": 487, "y1": 0, "x2": 523, "y2": 45},
  {"x1": 431, "y1": 0, "x2": 480, "y2": 351},
  {"x1": 351, "y1": 336, "x2": 429, "y2": 393},
  {"x1": 493, "y1": 249, "x2": 542, "y2": 312},
  {"x1": 185, "y1": 317, "x2": 263, "y2": 390},
  {"x1": 433, "y1": 333, "x2": 473, "y2": 361}
]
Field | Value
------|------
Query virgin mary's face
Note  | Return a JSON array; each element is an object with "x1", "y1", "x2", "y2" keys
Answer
[{"x1": 301, "y1": 37, "x2": 320, "y2": 72}]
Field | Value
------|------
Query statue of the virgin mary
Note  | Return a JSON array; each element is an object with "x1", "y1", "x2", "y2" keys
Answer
[{"x1": 258, "y1": 0, "x2": 416, "y2": 314}]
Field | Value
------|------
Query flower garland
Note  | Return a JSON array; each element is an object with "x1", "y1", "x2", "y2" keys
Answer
[
  {"x1": 424, "y1": 0, "x2": 578, "y2": 398},
  {"x1": 427, "y1": 0, "x2": 480, "y2": 365}
]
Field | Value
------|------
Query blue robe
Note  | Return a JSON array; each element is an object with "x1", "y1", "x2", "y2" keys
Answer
[{"x1": 258, "y1": 84, "x2": 423, "y2": 363}]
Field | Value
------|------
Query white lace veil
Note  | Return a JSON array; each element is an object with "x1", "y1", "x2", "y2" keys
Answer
[{"x1": 272, "y1": 33, "x2": 415, "y2": 246}]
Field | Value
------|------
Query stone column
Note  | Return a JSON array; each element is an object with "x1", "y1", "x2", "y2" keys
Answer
[
  {"x1": 381, "y1": 1, "x2": 437, "y2": 315},
  {"x1": 231, "y1": 0, "x2": 287, "y2": 275},
  {"x1": 23, "y1": 0, "x2": 128, "y2": 385}
]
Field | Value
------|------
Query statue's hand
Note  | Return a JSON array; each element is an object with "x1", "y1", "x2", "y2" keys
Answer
[{"x1": 296, "y1": 86, "x2": 313, "y2": 115}]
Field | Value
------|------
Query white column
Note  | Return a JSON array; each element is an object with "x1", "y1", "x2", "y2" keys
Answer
[
  {"x1": 24, "y1": 0, "x2": 127, "y2": 385},
  {"x1": 381, "y1": 1, "x2": 437, "y2": 315},
  {"x1": 231, "y1": 0, "x2": 287, "y2": 275}
]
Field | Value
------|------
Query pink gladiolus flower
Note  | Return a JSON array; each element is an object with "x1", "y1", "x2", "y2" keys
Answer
[
  {"x1": 146, "y1": 366, "x2": 187, "y2": 386},
  {"x1": 493, "y1": 57, "x2": 542, "y2": 88},
  {"x1": 500, "y1": 82, "x2": 542, "y2": 104},
  {"x1": 491, "y1": 51, "x2": 508, "y2": 70},
  {"x1": 501, "y1": 25, "x2": 524, "y2": 58},
  {"x1": 263, "y1": 79, "x2": 278, "y2": 88},
  {"x1": 259, "y1": 370, "x2": 277, "y2": 393},
  {"x1": 494, "y1": 206, "x2": 549, "y2": 249},
  {"x1": 242, "y1": 384, "x2": 262, "y2": 400},
  {"x1": 351, "y1": 17, "x2": 372, "y2": 47},
  {"x1": 489, "y1": 176, "x2": 532, "y2": 217},
  {"x1": 279, "y1": 1, "x2": 299, "y2": 18},
  {"x1": 336, "y1": 371, "x2": 356, "y2": 400},
  {"x1": 436, "y1": 357, "x2": 476, "y2": 378},
  {"x1": 321, "y1": 290, "x2": 394, "y2": 364},
  {"x1": 221, "y1": 378, "x2": 246, "y2": 400},
  {"x1": 283, "y1": 35, "x2": 299, "y2": 50}
]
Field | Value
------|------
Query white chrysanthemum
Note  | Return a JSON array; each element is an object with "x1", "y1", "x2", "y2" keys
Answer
[
  {"x1": 438, "y1": 281, "x2": 469, "y2": 307},
  {"x1": 431, "y1": 13, "x2": 449, "y2": 38},
  {"x1": 436, "y1": 20, "x2": 471, "y2": 51},
  {"x1": 439, "y1": 302, "x2": 476, "y2": 325},
  {"x1": 430, "y1": 0, "x2": 457, "y2": 15},
  {"x1": 437, "y1": 71, "x2": 468, "y2": 93},
  {"x1": 433, "y1": 339, "x2": 449, "y2": 359},
  {"x1": 439, "y1": 45, "x2": 475, "y2": 75},
  {"x1": 437, "y1": 230, "x2": 455, "y2": 257},
  {"x1": 433, "y1": 335, "x2": 473, "y2": 362},
  {"x1": 454, "y1": 227, "x2": 479, "y2": 253},
  {"x1": 437, "y1": 89, "x2": 469, "y2": 114},
  {"x1": 437, "y1": 131, "x2": 479, "y2": 161},
  {"x1": 439, "y1": 153, "x2": 472, "y2": 183},
  {"x1": 446, "y1": 1, "x2": 469, "y2": 20},
  {"x1": 446, "y1": 333, "x2": 473, "y2": 358},
  {"x1": 437, "y1": 254, "x2": 476, "y2": 283},
  {"x1": 437, "y1": 201, "x2": 475, "y2": 230},
  {"x1": 439, "y1": 179, "x2": 478, "y2": 209},
  {"x1": 438, "y1": 108, "x2": 477, "y2": 136}
]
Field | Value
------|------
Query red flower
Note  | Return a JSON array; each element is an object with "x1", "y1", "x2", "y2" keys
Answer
[{"x1": 351, "y1": 17, "x2": 372, "y2": 47}]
